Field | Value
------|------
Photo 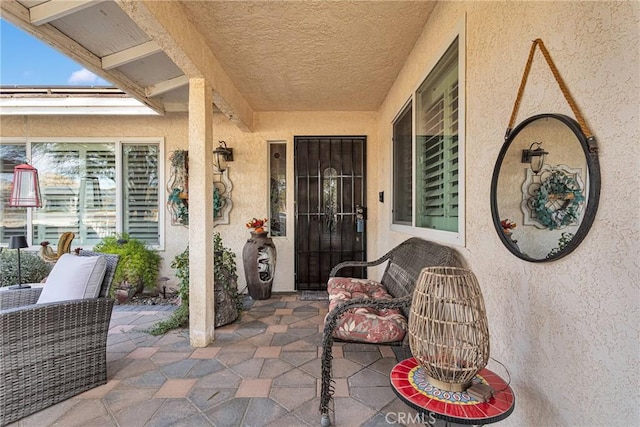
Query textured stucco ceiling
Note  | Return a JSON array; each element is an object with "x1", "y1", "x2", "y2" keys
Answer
[{"x1": 180, "y1": 1, "x2": 436, "y2": 111}]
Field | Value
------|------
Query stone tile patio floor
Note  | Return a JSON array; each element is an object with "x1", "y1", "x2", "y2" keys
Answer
[{"x1": 9, "y1": 293, "x2": 446, "y2": 427}]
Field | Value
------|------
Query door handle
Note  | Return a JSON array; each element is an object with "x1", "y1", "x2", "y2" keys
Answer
[{"x1": 355, "y1": 205, "x2": 366, "y2": 233}]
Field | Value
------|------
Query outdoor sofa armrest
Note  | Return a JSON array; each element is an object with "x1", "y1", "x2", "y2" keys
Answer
[
  {"x1": 319, "y1": 295, "x2": 413, "y2": 420},
  {"x1": 0, "y1": 297, "x2": 114, "y2": 426},
  {"x1": 329, "y1": 251, "x2": 393, "y2": 277},
  {"x1": 0, "y1": 287, "x2": 43, "y2": 310}
]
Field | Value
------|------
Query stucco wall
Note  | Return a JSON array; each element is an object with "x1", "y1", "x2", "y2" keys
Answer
[
  {"x1": 187, "y1": 110, "x2": 377, "y2": 294},
  {"x1": 376, "y1": 1, "x2": 639, "y2": 425},
  {"x1": 0, "y1": 111, "x2": 377, "y2": 294}
]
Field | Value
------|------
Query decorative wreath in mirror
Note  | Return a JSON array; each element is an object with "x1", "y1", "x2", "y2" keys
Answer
[{"x1": 532, "y1": 169, "x2": 585, "y2": 230}]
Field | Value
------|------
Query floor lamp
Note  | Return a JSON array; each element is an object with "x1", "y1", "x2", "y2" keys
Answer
[
  {"x1": 9, "y1": 235, "x2": 30, "y2": 289},
  {"x1": 8, "y1": 162, "x2": 42, "y2": 289}
]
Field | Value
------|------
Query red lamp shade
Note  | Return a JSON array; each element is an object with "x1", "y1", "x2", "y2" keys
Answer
[{"x1": 9, "y1": 164, "x2": 42, "y2": 208}]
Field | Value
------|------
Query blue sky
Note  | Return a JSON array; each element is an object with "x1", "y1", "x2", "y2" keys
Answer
[{"x1": 0, "y1": 19, "x2": 111, "y2": 86}]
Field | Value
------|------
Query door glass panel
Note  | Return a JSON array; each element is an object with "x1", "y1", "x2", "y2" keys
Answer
[
  {"x1": 269, "y1": 142, "x2": 286, "y2": 237},
  {"x1": 323, "y1": 167, "x2": 338, "y2": 232}
]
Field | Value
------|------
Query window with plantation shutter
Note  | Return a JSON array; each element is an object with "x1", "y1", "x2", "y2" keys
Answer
[
  {"x1": 0, "y1": 138, "x2": 163, "y2": 248},
  {"x1": 39, "y1": 147, "x2": 81, "y2": 240},
  {"x1": 416, "y1": 52, "x2": 458, "y2": 231},
  {"x1": 85, "y1": 148, "x2": 117, "y2": 241},
  {"x1": 123, "y1": 145, "x2": 159, "y2": 244},
  {"x1": 31, "y1": 142, "x2": 116, "y2": 245},
  {"x1": 391, "y1": 31, "x2": 465, "y2": 246}
]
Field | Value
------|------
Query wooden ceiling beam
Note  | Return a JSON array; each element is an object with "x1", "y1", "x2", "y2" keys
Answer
[
  {"x1": 30, "y1": 0, "x2": 105, "y2": 26},
  {"x1": 102, "y1": 40, "x2": 162, "y2": 70},
  {"x1": 145, "y1": 74, "x2": 188, "y2": 98}
]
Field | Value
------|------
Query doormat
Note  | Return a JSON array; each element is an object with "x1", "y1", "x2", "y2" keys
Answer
[{"x1": 299, "y1": 291, "x2": 329, "y2": 301}]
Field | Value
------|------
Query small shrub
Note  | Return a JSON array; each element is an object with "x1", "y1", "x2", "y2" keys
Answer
[
  {"x1": 213, "y1": 232, "x2": 243, "y2": 314},
  {"x1": 0, "y1": 249, "x2": 52, "y2": 287},
  {"x1": 147, "y1": 303, "x2": 189, "y2": 336},
  {"x1": 171, "y1": 245, "x2": 190, "y2": 306},
  {"x1": 94, "y1": 233, "x2": 161, "y2": 295},
  {"x1": 147, "y1": 232, "x2": 241, "y2": 335}
]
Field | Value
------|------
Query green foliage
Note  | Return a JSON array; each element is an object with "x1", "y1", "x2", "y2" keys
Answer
[
  {"x1": 213, "y1": 188, "x2": 224, "y2": 218},
  {"x1": 168, "y1": 150, "x2": 189, "y2": 225},
  {"x1": 170, "y1": 149, "x2": 188, "y2": 168},
  {"x1": 214, "y1": 232, "x2": 243, "y2": 313},
  {"x1": 148, "y1": 232, "x2": 242, "y2": 335},
  {"x1": 0, "y1": 249, "x2": 52, "y2": 287},
  {"x1": 146, "y1": 303, "x2": 189, "y2": 336},
  {"x1": 93, "y1": 233, "x2": 161, "y2": 292},
  {"x1": 171, "y1": 246, "x2": 190, "y2": 305},
  {"x1": 168, "y1": 188, "x2": 189, "y2": 225},
  {"x1": 546, "y1": 232, "x2": 575, "y2": 259}
]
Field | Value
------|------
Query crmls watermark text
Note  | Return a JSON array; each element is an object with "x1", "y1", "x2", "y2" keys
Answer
[{"x1": 385, "y1": 411, "x2": 437, "y2": 425}]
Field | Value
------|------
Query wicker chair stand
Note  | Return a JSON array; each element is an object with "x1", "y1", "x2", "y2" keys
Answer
[
  {"x1": 320, "y1": 238, "x2": 460, "y2": 426},
  {"x1": 0, "y1": 251, "x2": 119, "y2": 426}
]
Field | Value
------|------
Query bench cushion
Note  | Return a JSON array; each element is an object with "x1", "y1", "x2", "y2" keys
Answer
[{"x1": 326, "y1": 277, "x2": 407, "y2": 343}]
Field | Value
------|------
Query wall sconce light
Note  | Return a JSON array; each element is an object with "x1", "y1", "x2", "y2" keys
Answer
[
  {"x1": 9, "y1": 163, "x2": 42, "y2": 207},
  {"x1": 213, "y1": 140, "x2": 234, "y2": 172},
  {"x1": 521, "y1": 141, "x2": 548, "y2": 174}
]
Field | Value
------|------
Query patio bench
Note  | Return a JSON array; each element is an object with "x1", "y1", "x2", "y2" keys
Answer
[{"x1": 319, "y1": 237, "x2": 460, "y2": 426}]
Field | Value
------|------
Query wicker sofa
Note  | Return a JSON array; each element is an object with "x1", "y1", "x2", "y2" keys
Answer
[
  {"x1": 0, "y1": 250, "x2": 119, "y2": 426},
  {"x1": 319, "y1": 237, "x2": 460, "y2": 426}
]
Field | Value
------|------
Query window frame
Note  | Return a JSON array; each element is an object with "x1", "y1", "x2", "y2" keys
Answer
[
  {"x1": 390, "y1": 20, "x2": 466, "y2": 247},
  {"x1": 392, "y1": 98, "x2": 413, "y2": 227},
  {"x1": 0, "y1": 136, "x2": 165, "y2": 250}
]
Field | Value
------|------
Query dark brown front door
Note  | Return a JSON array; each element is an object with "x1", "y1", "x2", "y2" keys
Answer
[{"x1": 294, "y1": 136, "x2": 367, "y2": 291}]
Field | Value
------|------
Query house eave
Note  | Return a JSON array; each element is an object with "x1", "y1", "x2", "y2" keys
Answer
[{"x1": 0, "y1": 86, "x2": 159, "y2": 115}]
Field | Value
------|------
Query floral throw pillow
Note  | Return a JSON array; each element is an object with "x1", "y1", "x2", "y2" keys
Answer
[{"x1": 326, "y1": 277, "x2": 407, "y2": 343}]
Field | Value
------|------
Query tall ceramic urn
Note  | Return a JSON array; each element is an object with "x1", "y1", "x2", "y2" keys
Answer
[{"x1": 242, "y1": 231, "x2": 277, "y2": 300}]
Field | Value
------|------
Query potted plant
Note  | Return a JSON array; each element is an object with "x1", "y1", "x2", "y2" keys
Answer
[
  {"x1": 209, "y1": 233, "x2": 240, "y2": 325},
  {"x1": 93, "y1": 233, "x2": 161, "y2": 299}
]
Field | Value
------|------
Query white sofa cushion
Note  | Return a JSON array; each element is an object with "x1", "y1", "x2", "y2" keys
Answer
[{"x1": 37, "y1": 253, "x2": 107, "y2": 304}]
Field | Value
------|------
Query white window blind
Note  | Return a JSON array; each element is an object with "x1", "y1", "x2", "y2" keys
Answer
[
  {"x1": 84, "y1": 147, "x2": 117, "y2": 242},
  {"x1": 32, "y1": 142, "x2": 116, "y2": 245},
  {"x1": 123, "y1": 145, "x2": 159, "y2": 245}
]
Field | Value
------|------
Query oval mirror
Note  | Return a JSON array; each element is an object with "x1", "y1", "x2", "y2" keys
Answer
[{"x1": 490, "y1": 114, "x2": 601, "y2": 262}]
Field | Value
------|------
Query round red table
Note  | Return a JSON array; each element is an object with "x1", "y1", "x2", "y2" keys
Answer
[{"x1": 390, "y1": 357, "x2": 515, "y2": 425}]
